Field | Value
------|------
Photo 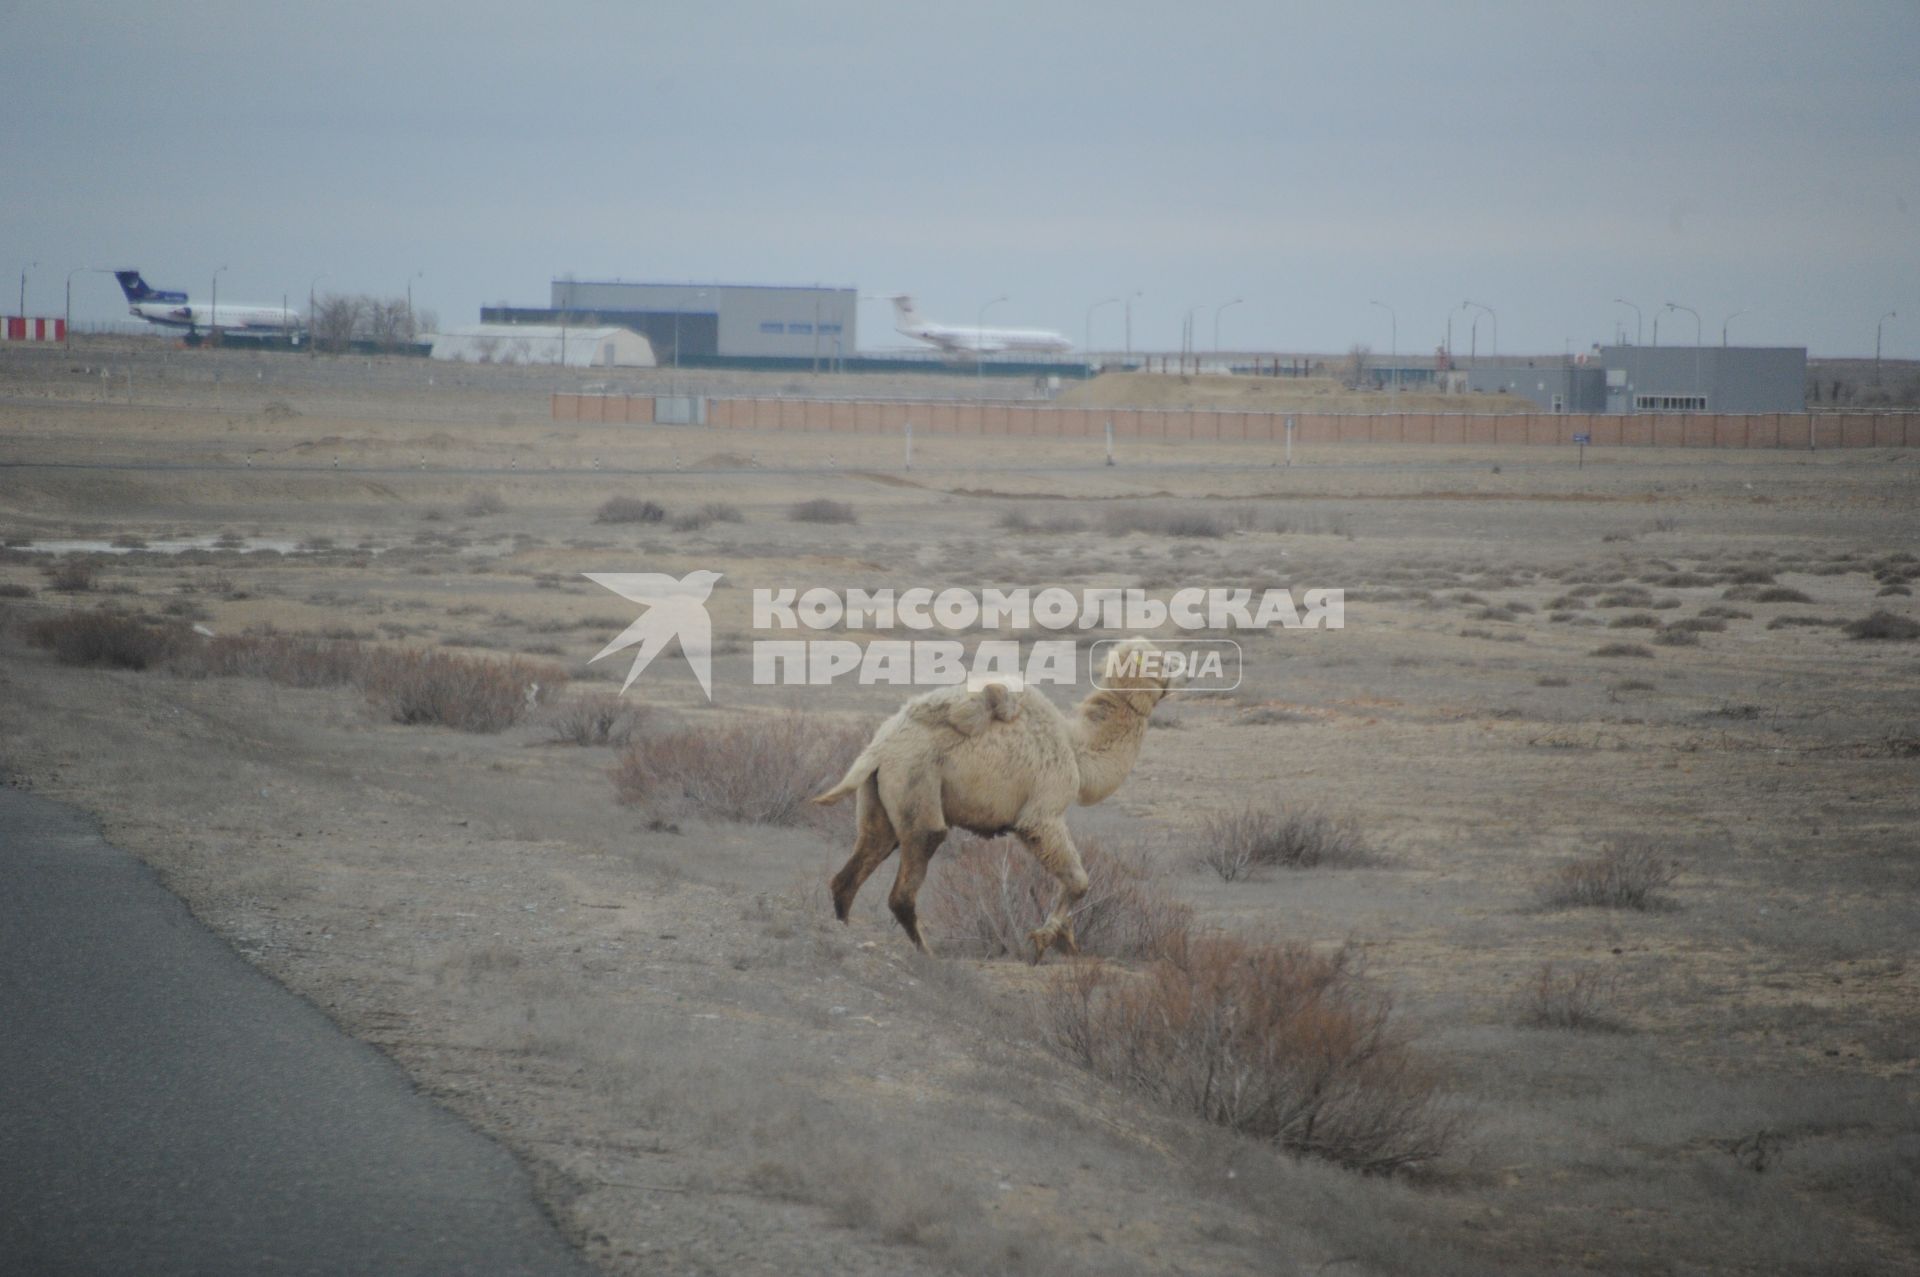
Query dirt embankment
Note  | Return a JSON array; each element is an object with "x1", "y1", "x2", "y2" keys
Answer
[{"x1": 1058, "y1": 371, "x2": 1532, "y2": 415}]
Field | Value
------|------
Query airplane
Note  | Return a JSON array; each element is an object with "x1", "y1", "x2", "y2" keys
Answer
[
  {"x1": 889, "y1": 295, "x2": 1072, "y2": 357},
  {"x1": 114, "y1": 270, "x2": 301, "y2": 339}
]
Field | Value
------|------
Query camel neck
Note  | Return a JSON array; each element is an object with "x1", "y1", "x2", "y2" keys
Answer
[{"x1": 1069, "y1": 689, "x2": 1152, "y2": 805}]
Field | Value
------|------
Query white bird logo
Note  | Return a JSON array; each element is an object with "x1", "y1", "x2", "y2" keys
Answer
[{"x1": 584, "y1": 569, "x2": 723, "y2": 700}]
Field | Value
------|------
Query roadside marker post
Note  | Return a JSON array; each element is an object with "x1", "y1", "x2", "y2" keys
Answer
[{"x1": 1573, "y1": 431, "x2": 1591, "y2": 468}]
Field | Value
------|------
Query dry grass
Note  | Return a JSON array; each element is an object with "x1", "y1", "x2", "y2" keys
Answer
[
  {"x1": 1591, "y1": 642, "x2": 1653, "y2": 658},
  {"x1": 1041, "y1": 934, "x2": 1459, "y2": 1174},
  {"x1": 0, "y1": 582, "x2": 34, "y2": 598},
  {"x1": 176, "y1": 629, "x2": 564, "y2": 731},
  {"x1": 1102, "y1": 503, "x2": 1227, "y2": 539},
  {"x1": 594, "y1": 495, "x2": 666, "y2": 524},
  {"x1": 1194, "y1": 804, "x2": 1368, "y2": 880},
  {"x1": 461, "y1": 490, "x2": 509, "y2": 517},
  {"x1": 542, "y1": 690, "x2": 649, "y2": 746},
  {"x1": 919, "y1": 833, "x2": 1192, "y2": 960},
  {"x1": 1844, "y1": 611, "x2": 1920, "y2": 641},
  {"x1": 611, "y1": 710, "x2": 867, "y2": 826},
  {"x1": 358, "y1": 649, "x2": 566, "y2": 732},
  {"x1": 1517, "y1": 962, "x2": 1624, "y2": 1031},
  {"x1": 45, "y1": 559, "x2": 96, "y2": 592},
  {"x1": 788, "y1": 498, "x2": 858, "y2": 525},
  {"x1": 25, "y1": 608, "x2": 189, "y2": 670},
  {"x1": 1541, "y1": 838, "x2": 1680, "y2": 910}
]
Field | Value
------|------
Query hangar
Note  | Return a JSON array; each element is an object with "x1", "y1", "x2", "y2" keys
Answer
[
  {"x1": 482, "y1": 279, "x2": 856, "y2": 367},
  {"x1": 1466, "y1": 345, "x2": 1808, "y2": 414}
]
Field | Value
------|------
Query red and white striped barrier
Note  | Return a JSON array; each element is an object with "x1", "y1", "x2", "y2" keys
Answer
[{"x1": 2, "y1": 317, "x2": 66, "y2": 342}]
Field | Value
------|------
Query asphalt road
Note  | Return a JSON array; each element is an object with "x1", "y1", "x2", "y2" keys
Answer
[{"x1": 0, "y1": 783, "x2": 594, "y2": 1277}]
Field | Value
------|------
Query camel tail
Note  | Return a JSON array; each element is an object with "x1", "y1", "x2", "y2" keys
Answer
[{"x1": 813, "y1": 752, "x2": 879, "y2": 807}]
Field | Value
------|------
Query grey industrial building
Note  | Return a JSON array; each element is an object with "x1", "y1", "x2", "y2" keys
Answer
[
  {"x1": 482, "y1": 279, "x2": 856, "y2": 366},
  {"x1": 1467, "y1": 345, "x2": 1808, "y2": 414}
]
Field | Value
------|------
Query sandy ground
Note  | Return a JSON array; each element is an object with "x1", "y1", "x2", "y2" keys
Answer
[{"x1": 3, "y1": 345, "x2": 1919, "y2": 1275}]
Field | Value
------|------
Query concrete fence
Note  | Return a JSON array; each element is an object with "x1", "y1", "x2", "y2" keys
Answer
[{"x1": 551, "y1": 393, "x2": 1920, "y2": 450}]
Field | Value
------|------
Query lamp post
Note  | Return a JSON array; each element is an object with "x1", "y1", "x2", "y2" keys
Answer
[
  {"x1": 1664, "y1": 302, "x2": 1700, "y2": 346},
  {"x1": 1463, "y1": 299, "x2": 1496, "y2": 359},
  {"x1": 1877, "y1": 311, "x2": 1898, "y2": 385},
  {"x1": 1085, "y1": 296, "x2": 1119, "y2": 358},
  {"x1": 1613, "y1": 298, "x2": 1642, "y2": 346},
  {"x1": 1181, "y1": 303, "x2": 1204, "y2": 368},
  {"x1": 1213, "y1": 297, "x2": 1243, "y2": 356},
  {"x1": 1721, "y1": 307, "x2": 1755, "y2": 347},
  {"x1": 308, "y1": 272, "x2": 328, "y2": 356},
  {"x1": 976, "y1": 294, "x2": 1007, "y2": 392},
  {"x1": 65, "y1": 266, "x2": 106, "y2": 350},
  {"x1": 1123, "y1": 289, "x2": 1142, "y2": 359},
  {"x1": 19, "y1": 260, "x2": 37, "y2": 319},
  {"x1": 672, "y1": 287, "x2": 708, "y2": 371},
  {"x1": 210, "y1": 265, "x2": 228, "y2": 339},
  {"x1": 1369, "y1": 299, "x2": 1396, "y2": 393},
  {"x1": 406, "y1": 269, "x2": 424, "y2": 340},
  {"x1": 1460, "y1": 301, "x2": 1490, "y2": 368}
]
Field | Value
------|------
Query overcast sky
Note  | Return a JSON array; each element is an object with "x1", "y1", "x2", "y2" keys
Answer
[{"x1": 6, "y1": 1, "x2": 1916, "y2": 357}]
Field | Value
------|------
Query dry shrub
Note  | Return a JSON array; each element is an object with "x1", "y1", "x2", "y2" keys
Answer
[
  {"x1": 920, "y1": 833, "x2": 1192, "y2": 960},
  {"x1": 1607, "y1": 612, "x2": 1661, "y2": 629},
  {"x1": 1845, "y1": 610, "x2": 1920, "y2": 641},
  {"x1": 788, "y1": 498, "x2": 857, "y2": 525},
  {"x1": 1518, "y1": 962, "x2": 1623, "y2": 1031},
  {"x1": 461, "y1": 490, "x2": 508, "y2": 517},
  {"x1": 1541, "y1": 838, "x2": 1680, "y2": 910},
  {"x1": 1591, "y1": 642, "x2": 1653, "y2": 658},
  {"x1": 544, "y1": 691, "x2": 648, "y2": 746},
  {"x1": 46, "y1": 559, "x2": 96, "y2": 592},
  {"x1": 1753, "y1": 586, "x2": 1814, "y2": 604},
  {"x1": 25, "y1": 608, "x2": 187, "y2": 669},
  {"x1": 1195, "y1": 805, "x2": 1367, "y2": 880},
  {"x1": 611, "y1": 711, "x2": 866, "y2": 826},
  {"x1": 1042, "y1": 935, "x2": 1458, "y2": 1174},
  {"x1": 1651, "y1": 626, "x2": 1700, "y2": 646},
  {"x1": 595, "y1": 496, "x2": 665, "y2": 524},
  {"x1": 1103, "y1": 504, "x2": 1226, "y2": 539},
  {"x1": 670, "y1": 501, "x2": 745, "y2": 532},
  {"x1": 359, "y1": 649, "x2": 564, "y2": 732},
  {"x1": 187, "y1": 631, "x2": 365, "y2": 686},
  {"x1": 0, "y1": 582, "x2": 33, "y2": 598}
]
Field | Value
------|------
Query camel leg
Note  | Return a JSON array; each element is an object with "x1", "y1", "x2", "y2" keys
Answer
[
  {"x1": 887, "y1": 828, "x2": 947, "y2": 952},
  {"x1": 1019, "y1": 821, "x2": 1090, "y2": 964},
  {"x1": 829, "y1": 775, "x2": 897, "y2": 923}
]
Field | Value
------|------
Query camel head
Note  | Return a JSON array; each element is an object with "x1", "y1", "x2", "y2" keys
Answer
[{"x1": 1095, "y1": 636, "x2": 1181, "y2": 711}]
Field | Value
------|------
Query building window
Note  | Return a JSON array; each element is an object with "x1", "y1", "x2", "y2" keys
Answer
[
  {"x1": 788, "y1": 322, "x2": 813, "y2": 335},
  {"x1": 1634, "y1": 394, "x2": 1708, "y2": 411},
  {"x1": 759, "y1": 321, "x2": 784, "y2": 334},
  {"x1": 818, "y1": 323, "x2": 842, "y2": 334},
  {"x1": 1551, "y1": 394, "x2": 1564, "y2": 413}
]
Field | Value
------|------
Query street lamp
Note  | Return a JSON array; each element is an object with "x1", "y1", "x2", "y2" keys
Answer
[
  {"x1": 406, "y1": 269, "x2": 424, "y2": 339},
  {"x1": 672, "y1": 287, "x2": 708, "y2": 371},
  {"x1": 1213, "y1": 297, "x2": 1244, "y2": 356},
  {"x1": 1613, "y1": 298, "x2": 1642, "y2": 346},
  {"x1": 1721, "y1": 306, "x2": 1755, "y2": 347},
  {"x1": 1123, "y1": 289, "x2": 1142, "y2": 359},
  {"x1": 1877, "y1": 311, "x2": 1898, "y2": 385},
  {"x1": 1463, "y1": 299, "x2": 1496, "y2": 359},
  {"x1": 65, "y1": 266, "x2": 108, "y2": 350},
  {"x1": 1663, "y1": 302, "x2": 1701, "y2": 346},
  {"x1": 977, "y1": 295, "x2": 1007, "y2": 391},
  {"x1": 1181, "y1": 303, "x2": 1204, "y2": 365},
  {"x1": 19, "y1": 259, "x2": 38, "y2": 319},
  {"x1": 308, "y1": 273, "x2": 328, "y2": 356},
  {"x1": 210, "y1": 264, "x2": 228, "y2": 338},
  {"x1": 1085, "y1": 296, "x2": 1119, "y2": 356},
  {"x1": 1460, "y1": 301, "x2": 1491, "y2": 368},
  {"x1": 1369, "y1": 299, "x2": 1396, "y2": 393}
]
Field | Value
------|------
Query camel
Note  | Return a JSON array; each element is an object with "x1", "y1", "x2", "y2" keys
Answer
[{"x1": 813, "y1": 637, "x2": 1177, "y2": 961}]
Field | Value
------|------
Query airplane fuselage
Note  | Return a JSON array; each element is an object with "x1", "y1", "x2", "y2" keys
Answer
[
  {"x1": 890, "y1": 295, "x2": 1072, "y2": 357},
  {"x1": 129, "y1": 301, "x2": 298, "y2": 333}
]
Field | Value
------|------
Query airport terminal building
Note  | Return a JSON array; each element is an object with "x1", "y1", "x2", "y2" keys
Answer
[
  {"x1": 482, "y1": 280, "x2": 856, "y2": 366},
  {"x1": 1465, "y1": 345, "x2": 1808, "y2": 414}
]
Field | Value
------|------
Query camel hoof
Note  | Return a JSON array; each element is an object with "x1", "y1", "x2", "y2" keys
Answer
[{"x1": 1028, "y1": 929, "x2": 1051, "y2": 965}]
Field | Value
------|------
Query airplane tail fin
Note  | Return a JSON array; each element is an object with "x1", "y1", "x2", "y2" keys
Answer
[
  {"x1": 890, "y1": 295, "x2": 920, "y2": 328},
  {"x1": 114, "y1": 271, "x2": 188, "y2": 305}
]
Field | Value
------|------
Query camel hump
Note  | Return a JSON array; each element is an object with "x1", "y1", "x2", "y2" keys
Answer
[{"x1": 944, "y1": 680, "x2": 1023, "y2": 737}]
